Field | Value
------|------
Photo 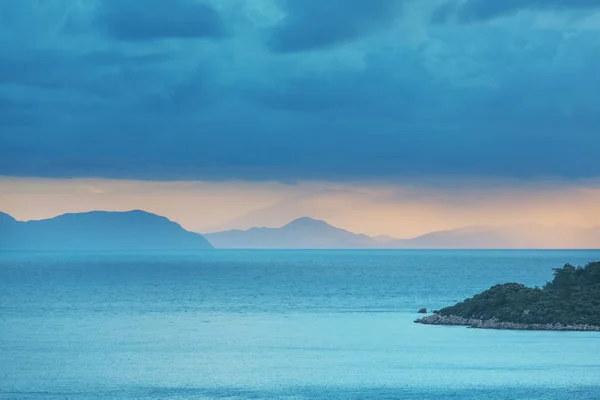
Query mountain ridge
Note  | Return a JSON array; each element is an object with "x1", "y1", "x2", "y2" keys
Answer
[
  {"x1": 205, "y1": 217, "x2": 377, "y2": 249},
  {"x1": 0, "y1": 210, "x2": 213, "y2": 250},
  {"x1": 398, "y1": 222, "x2": 600, "y2": 249},
  {"x1": 2, "y1": 211, "x2": 598, "y2": 250},
  {"x1": 206, "y1": 218, "x2": 600, "y2": 249}
]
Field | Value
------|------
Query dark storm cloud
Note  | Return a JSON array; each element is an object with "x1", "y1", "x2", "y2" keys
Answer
[
  {"x1": 433, "y1": 0, "x2": 600, "y2": 23},
  {"x1": 268, "y1": 0, "x2": 402, "y2": 53},
  {"x1": 96, "y1": 0, "x2": 227, "y2": 40},
  {"x1": 0, "y1": 96, "x2": 40, "y2": 128},
  {"x1": 246, "y1": 57, "x2": 426, "y2": 116},
  {"x1": 1, "y1": 0, "x2": 600, "y2": 182}
]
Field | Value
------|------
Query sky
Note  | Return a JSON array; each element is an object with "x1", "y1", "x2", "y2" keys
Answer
[{"x1": 1, "y1": 0, "x2": 600, "y2": 237}]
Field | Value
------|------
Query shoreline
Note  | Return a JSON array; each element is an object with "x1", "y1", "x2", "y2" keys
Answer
[{"x1": 415, "y1": 313, "x2": 600, "y2": 332}]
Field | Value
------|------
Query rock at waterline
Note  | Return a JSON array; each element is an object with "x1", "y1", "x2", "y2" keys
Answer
[
  {"x1": 418, "y1": 308, "x2": 427, "y2": 314},
  {"x1": 414, "y1": 261, "x2": 600, "y2": 331}
]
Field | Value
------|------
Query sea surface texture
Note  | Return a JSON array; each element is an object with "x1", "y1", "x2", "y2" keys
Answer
[{"x1": 1, "y1": 250, "x2": 600, "y2": 399}]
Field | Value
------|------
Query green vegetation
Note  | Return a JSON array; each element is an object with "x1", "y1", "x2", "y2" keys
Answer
[{"x1": 437, "y1": 262, "x2": 600, "y2": 326}]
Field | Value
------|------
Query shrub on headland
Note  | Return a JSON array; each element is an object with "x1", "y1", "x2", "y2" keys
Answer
[{"x1": 420, "y1": 262, "x2": 600, "y2": 328}]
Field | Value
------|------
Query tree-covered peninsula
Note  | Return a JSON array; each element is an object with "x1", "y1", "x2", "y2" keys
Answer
[{"x1": 416, "y1": 261, "x2": 600, "y2": 331}]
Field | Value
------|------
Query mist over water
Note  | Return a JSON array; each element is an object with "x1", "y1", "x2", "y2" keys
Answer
[{"x1": 2, "y1": 250, "x2": 600, "y2": 399}]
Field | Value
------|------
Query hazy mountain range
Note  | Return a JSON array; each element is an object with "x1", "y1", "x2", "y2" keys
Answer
[
  {"x1": 205, "y1": 217, "x2": 375, "y2": 249},
  {"x1": 206, "y1": 217, "x2": 600, "y2": 249},
  {"x1": 0, "y1": 210, "x2": 213, "y2": 250},
  {"x1": 398, "y1": 224, "x2": 600, "y2": 249},
  {"x1": 1, "y1": 210, "x2": 598, "y2": 250}
]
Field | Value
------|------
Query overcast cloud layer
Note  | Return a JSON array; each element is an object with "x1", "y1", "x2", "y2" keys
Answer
[{"x1": 1, "y1": 0, "x2": 599, "y2": 182}]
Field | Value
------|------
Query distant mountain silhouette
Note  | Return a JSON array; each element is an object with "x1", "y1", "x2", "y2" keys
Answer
[
  {"x1": 393, "y1": 223, "x2": 600, "y2": 249},
  {"x1": 206, "y1": 218, "x2": 599, "y2": 249},
  {"x1": 203, "y1": 188, "x2": 378, "y2": 232},
  {"x1": 0, "y1": 210, "x2": 213, "y2": 250},
  {"x1": 4, "y1": 210, "x2": 597, "y2": 250},
  {"x1": 0, "y1": 211, "x2": 17, "y2": 224},
  {"x1": 205, "y1": 217, "x2": 377, "y2": 249},
  {"x1": 372, "y1": 234, "x2": 399, "y2": 244}
]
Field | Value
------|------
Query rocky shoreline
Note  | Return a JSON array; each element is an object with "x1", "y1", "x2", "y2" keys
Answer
[{"x1": 415, "y1": 313, "x2": 600, "y2": 332}]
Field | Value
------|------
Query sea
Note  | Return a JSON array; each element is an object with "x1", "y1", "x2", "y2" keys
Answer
[{"x1": 1, "y1": 249, "x2": 600, "y2": 400}]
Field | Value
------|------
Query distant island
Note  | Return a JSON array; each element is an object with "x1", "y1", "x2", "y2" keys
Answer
[
  {"x1": 0, "y1": 210, "x2": 213, "y2": 251},
  {"x1": 416, "y1": 262, "x2": 600, "y2": 331},
  {"x1": 204, "y1": 217, "x2": 377, "y2": 249},
  {"x1": 2, "y1": 210, "x2": 599, "y2": 250},
  {"x1": 205, "y1": 218, "x2": 600, "y2": 249}
]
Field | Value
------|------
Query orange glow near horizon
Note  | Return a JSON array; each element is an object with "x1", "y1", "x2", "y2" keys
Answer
[{"x1": 1, "y1": 177, "x2": 599, "y2": 240}]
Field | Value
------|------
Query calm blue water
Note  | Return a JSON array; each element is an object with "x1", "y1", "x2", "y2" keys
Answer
[{"x1": 1, "y1": 250, "x2": 600, "y2": 399}]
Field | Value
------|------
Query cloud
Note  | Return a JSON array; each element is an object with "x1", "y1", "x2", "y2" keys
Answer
[
  {"x1": 96, "y1": 0, "x2": 227, "y2": 40},
  {"x1": 268, "y1": 0, "x2": 402, "y2": 52},
  {"x1": 433, "y1": 0, "x2": 600, "y2": 23},
  {"x1": 0, "y1": 0, "x2": 600, "y2": 182}
]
